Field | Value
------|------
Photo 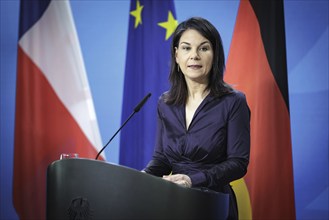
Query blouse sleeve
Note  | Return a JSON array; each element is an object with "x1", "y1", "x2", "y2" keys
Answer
[
  {"x1": 143, "y1": 99, "x2": 172, "y2": 177},
  {"x1": 190, "y1": 92, "x2": 250, "y2": 189}
]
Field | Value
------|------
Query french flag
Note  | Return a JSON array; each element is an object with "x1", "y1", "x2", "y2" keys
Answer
[{"x1": 13, "y1": 0, "x2": 104, "y2": 219}]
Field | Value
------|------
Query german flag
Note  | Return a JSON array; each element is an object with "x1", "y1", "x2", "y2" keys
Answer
[{"x1": 225, "y1": 1, "x2": 296, "y2": 219}]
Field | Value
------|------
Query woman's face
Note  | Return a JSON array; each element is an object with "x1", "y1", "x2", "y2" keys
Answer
[{"x1": 175, "y1": 29, "x2": 213, "y2": 84}]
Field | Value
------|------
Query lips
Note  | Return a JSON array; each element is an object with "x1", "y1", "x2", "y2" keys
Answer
[{"x1": 188, "y1": 65, "x2": 202, "y2": 69}]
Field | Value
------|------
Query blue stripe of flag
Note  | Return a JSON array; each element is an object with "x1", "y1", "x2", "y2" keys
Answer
[{"x1": 18, "y1": 0, "x2": 51, "y2": 38}]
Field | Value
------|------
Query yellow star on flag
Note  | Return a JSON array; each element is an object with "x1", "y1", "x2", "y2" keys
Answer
[
  {"x1": 158, "y1": 11, "x2": 178, "y2": 40},
  {"x1": 130, "y1": 0, "x2": 144, "y2": 28}
]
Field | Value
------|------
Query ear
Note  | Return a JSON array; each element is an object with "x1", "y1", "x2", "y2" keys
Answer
[{"x1": 175, "y1": 47, "x2": 179, "y2": 64}]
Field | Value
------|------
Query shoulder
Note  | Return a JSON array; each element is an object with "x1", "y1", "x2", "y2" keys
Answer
[
  {"x1": 157, "y1": 91, "x2": 172, "y2": 111},
  {"x1": 228, "y1": 90, "x2": 246, "y2": 100},
  {"x1": 156, "y1": 92, "x2": 183, "y2": 119},
  {"x1": 158, "y1": 92, "x2": 168, "y2": 105},
  {"x1": 216, "y1": 90, "x2": 248, "y2": 105},
  {"x1": 224, "y1": 90, "x2": 250, "y2": 116},
  {"x1": 215, "y1": 90, "x2": 250, "y2": 114},
  {"x1": 158, "y1": 91, "x2": 174, "y2": 106}
]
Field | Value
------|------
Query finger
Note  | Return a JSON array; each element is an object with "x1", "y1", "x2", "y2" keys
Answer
[
  {"x1": 175, "y1": 180, "x2": 190, "y2": 187},
  {"x1": 166, "y1": 174, "x2": 183, "y2": 181}
]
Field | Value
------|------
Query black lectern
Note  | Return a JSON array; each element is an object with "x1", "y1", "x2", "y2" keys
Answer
[{"x1": 47, "y1": 159, "x2": 229, "y2": 220}]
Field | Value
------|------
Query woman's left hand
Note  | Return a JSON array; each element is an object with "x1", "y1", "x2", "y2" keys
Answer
[{"x1": 162, "y1": 174, "x2": 192, "y2": 188}]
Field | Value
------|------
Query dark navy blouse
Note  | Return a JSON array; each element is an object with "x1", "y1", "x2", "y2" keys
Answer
[{"x1": 144, "y1": 90, "x2": 250, "y2": 193}]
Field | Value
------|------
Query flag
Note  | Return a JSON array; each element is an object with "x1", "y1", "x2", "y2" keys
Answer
[
  {"x1": 120, "y1": 0, "x2": 177, "y2": 170},
  {"x1": 225, "y1": 0, "x2": 296, "y2": 219},
  {"x1": 13, "y1": 0, "x2": 103, "y2": 219}
]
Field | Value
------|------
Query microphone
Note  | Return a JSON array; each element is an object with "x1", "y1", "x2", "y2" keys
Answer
[{"x1": 95, "y1": 93, "x2": 152, "y2": 160}]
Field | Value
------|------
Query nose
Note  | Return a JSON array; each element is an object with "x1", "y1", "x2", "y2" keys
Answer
[{"x1": 190, "y1": 49, "x2": 200, "y2": 60}]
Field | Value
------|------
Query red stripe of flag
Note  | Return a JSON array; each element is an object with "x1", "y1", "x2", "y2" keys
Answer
[{"x1": 225, "y1": 1, "x2": 296, "y2": 219}]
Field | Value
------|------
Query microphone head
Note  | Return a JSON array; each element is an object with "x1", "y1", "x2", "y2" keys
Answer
[{"x1": 134, "y1": 93, "x2": 151, "y2": 112}]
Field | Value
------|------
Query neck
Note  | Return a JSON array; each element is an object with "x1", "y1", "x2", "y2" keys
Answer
[
  {"x1": 187, "y1": 86, "x2": 209, "y2": 101},
  {"x1": 185, "y1": 77, "x2": 209, "y2": 99}
]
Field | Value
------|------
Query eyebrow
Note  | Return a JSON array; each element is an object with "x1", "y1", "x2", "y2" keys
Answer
[{"x1": 180, "y1": 41, "x2": 210, "y2": 46}]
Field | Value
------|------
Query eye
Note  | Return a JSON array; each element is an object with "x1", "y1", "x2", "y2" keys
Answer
[
  {"x1": 199, "y1": 46, "x2": 210, "y2": 52},
  {"x1": 181, "y1": 46, "x2": 191, "y2": 51}
]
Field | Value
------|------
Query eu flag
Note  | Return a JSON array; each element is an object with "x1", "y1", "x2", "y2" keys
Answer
[{"x1": 120, "y1": 0, "x2": 177, "y2": 170}]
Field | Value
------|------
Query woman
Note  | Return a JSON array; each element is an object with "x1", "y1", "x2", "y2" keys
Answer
[{"x1": 143, "y1": 17, "x2": 250, "y2": 219}]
